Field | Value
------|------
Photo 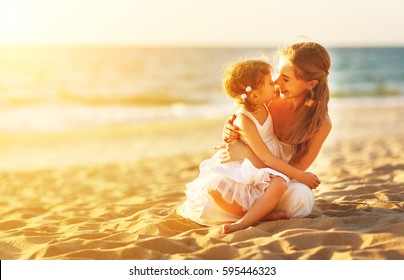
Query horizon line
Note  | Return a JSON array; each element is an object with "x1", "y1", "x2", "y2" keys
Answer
[{"x1": 1, "y1": 42, "x2": 404, "y2": 49}]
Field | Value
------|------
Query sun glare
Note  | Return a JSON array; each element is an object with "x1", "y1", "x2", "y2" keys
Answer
[{"x1": 0, "y1": 1, "x2": 32, "y2": 44}]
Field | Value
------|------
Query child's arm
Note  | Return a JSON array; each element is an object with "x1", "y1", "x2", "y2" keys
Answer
[{"x1": 234, "y1": 114, "x2": 320, "y2": 188}]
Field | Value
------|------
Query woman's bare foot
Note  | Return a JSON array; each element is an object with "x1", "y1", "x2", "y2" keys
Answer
[{"x1": 262, "y1": 210, "x2": 290, "y2": 221}]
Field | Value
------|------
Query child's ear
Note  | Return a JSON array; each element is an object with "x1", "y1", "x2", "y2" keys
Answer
[{"x1": 249, "y1": 92, "x2": 259, "y2": 101}]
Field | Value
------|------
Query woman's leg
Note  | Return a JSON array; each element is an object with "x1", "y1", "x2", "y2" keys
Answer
[
  {"x1": 273, "y1": 179, "x2": 314, "y2": 218},
  {"x1": 222, "y1": 177, "x2": 287, "y2": 234}
]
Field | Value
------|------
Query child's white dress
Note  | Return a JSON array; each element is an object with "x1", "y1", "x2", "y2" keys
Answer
[{"x1": 177, "y1": 107, "x2": 291, "y2": 226}]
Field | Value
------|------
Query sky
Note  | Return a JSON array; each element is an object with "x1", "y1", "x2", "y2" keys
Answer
[{"x1": 0, "y1": 0, "x2": 403, "y2": 47}]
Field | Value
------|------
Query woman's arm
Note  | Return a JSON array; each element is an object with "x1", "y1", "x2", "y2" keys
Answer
[
  {"x1": 234, "y1": 114, "x2": 320, "y2": 188},
  {"x1": 223, "y1": 115, "x2": 332, "y2": 171}
]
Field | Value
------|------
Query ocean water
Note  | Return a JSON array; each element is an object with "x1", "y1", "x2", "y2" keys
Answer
[{"x1": 0, "y1": 46, "x2": 403, "y2": 132}]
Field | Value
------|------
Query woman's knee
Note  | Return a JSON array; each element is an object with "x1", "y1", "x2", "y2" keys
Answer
[
  {"x1": 277, "y1": 180, "x2": 314, "y2": 217},
  {"x1": 290, "y1": 181, "x2": 314, "y2": 201}
]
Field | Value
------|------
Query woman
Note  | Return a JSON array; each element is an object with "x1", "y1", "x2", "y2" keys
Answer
[
  {"x1": 177, "y1": 59, "x2": 320, "y2": 233},
  {"x1": 219, "y1": 41, "x2": 332, "y2": 219}
]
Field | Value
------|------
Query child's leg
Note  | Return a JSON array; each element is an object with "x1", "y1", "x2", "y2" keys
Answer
[{"x1": 222, "y1": 177, "x2": 287, "y2": 234}]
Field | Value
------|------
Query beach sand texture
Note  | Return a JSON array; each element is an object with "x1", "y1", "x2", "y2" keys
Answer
[{"x1": 0, "y1": 103, "x2": 403, "y2": 260}]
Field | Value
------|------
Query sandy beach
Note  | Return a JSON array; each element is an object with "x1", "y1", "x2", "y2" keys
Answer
[{"x1": 0, "y1": 99, "x2": 403, "y2": 260}]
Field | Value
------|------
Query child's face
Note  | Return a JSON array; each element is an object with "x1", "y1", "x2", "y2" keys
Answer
[{"x1": 256, "y1": 73, "x2": 276, "y2": 103}]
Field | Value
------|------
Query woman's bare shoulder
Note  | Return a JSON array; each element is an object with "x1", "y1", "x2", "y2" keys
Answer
[
  {"x1": 314, "y1": 114, "x2": 332, "y2": 143},
  {"x1": 322, "y1": 114, "x2": 332, "y2": 133}
]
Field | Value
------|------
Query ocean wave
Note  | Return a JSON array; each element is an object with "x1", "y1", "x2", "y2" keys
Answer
[{"x1": 330, "y1": 85, "x2": 402, "y2": 98}]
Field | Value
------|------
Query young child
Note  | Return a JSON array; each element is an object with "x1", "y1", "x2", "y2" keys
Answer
[{"x1": 177, "y1": 59, "x2": 319, "y2": 233}]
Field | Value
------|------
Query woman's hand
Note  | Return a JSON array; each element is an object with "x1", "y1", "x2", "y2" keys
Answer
[
  {"x1": 223, "y1": 114, "x2": 241, "y2": 143},
  {"x1": 298, "y1": 172, "x2": 321, "y2": 189},
  {"x1": 216, "y1": 140, "x2": 250, "y2": 163}
]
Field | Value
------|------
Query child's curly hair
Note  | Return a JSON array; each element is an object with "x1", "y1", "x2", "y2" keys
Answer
[{"x1": 223, "y1": 60, "x2": 272, "y2": 112}]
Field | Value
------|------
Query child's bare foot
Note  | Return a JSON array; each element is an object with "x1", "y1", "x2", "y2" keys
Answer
[
  {"x1": 262, "y1": 210, "x2": 290, "y2": 221},
  {"x1": 221, "y1": 222, "x2": 248, "y2": 234},
  {"x1": 221, "y1": 224, "x2": 231, "y2": 234}
]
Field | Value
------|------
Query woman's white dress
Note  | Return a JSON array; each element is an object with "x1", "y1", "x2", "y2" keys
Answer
[{"x1": 177, "y1": 107, "x2": 295, "y2": 226}]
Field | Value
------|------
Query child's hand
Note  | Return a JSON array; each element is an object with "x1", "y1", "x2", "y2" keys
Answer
[
  {"x1": 215, "y1": 140, "x2": 250, "y2": 163},
  {"x1": 299, "y1": 172, "x2": 320, "y2": 189},
  {"x1": 223, "y1": 114, "x2": 241, "y2": 142}
]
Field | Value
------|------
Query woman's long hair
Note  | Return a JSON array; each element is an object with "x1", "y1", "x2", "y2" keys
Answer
[{"x1": 280, "y1": 42, "x2": 331, "y2": 162}]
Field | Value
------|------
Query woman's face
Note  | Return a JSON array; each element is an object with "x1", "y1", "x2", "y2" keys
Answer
[{"x1": 275, "y1": 57, "x2": 311, "y2": 101}]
